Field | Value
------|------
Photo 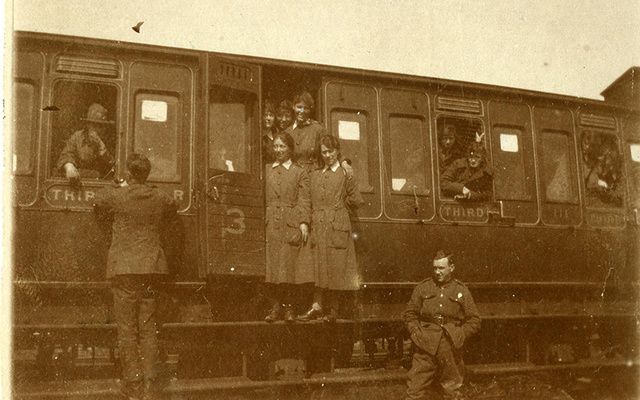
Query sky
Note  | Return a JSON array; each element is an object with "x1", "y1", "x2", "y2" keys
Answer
[{"x1": 10, "y1": 0, "x2": 640, "y2": 100}]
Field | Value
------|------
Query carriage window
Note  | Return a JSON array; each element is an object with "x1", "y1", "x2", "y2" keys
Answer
[
  {"x1": 436, "y1": 117, "x2": 489, "y2": 199},
  {"x1": 630, "y1": 143, "x2": 640, "y2": 208},
  {"x1": 134, "y1": 94, "x2": 181, "y2": 182},
  {"x1": 332, "y1": 110, "x2": 371, "y2": 191},
  {"x1": 14, "y1": 81, "x2": 36, "y2": 175},
  {"x1": 630, "y1": 144, "x2": 640, "y2": 162},
  {"x1": 436, "y1": 117, "x2": 484, "y2": 173},
  {"x1": 389, "y1": 116, "x2": 428, "y2": 194},
  {"x1": 50, "y1": 80, "x2": 118, "y2": 179},
  {"x1": 493, "y1": 127, "x2": 530, "y2": 201},
  {"x1": 540, "y1": 130, "x2": 578, "y2": 203},
  {"x1": 581, "y1": 131, "x2": 623, "y2": 207},
  {"x1": 209, "y1": 85, "x2": 256, "y2": 173}
]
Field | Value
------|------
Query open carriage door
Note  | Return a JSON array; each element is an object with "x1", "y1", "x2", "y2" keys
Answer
[{"x1": 204, "y1": 56, "x2": 265, "y2": 277}]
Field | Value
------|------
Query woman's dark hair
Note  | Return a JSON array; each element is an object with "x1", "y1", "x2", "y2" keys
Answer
[
  {"x1": 277, "y1": 100, "x2": 293, "y2": 115},
  {"x1": 292, "y1": 91, "x2": 315, "y2": 109},
  {"x1": 273, "y1": 131, "x2": 295, "y2": 154},
  {"x1": 317, "y1": 134, "x2": 342, "y2": 165},
  {"x1": 127, "y1": 153, "x2": 151, "y2": 182},
  {"x1": 263, "y1": 99, "x2": 276, "y2": 115}
]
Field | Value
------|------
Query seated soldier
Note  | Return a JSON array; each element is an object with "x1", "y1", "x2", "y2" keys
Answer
[
  {"x1": 441, "y1": 139, "x2": 493, "y2": 201},
  {"x1": 56, "y1": 103, "x2": 115, "y2": 183}
]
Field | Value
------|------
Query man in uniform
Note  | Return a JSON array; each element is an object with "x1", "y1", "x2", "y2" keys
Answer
[
  {"x1": 441, "y1": 141, "x2": 493, "y2": 201},
  {"x1": 438, "y1": 125, "x2": 461, "y2": 173},
  {"x1": 403, "y1": 250, "x2": 481, "y2": 399},
  {"x1": 57, "y1": 103, "x2": 115, "y2": 184},
  {"x1": 95, "y1": 153, "x2": 177, "y2": 400}
]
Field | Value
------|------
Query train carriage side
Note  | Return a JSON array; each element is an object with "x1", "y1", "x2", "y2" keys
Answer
[
  {"x1": 11, "y1": 31, "x2": 640, "y2": 388},
  {"x1": 11, "y1": 34, "x2": 210, "y2": 332},
  {"x1": 316, "y1": 71, "x2": 638, "y2": 365}
]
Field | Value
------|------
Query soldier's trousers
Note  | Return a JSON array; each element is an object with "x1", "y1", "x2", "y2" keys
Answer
[
  {"x1": 406, "y1": 335, "x2": 464, "y2": 400},
  {"x1": 111, "y1": 275, "x2": 161, "y2": 385}
]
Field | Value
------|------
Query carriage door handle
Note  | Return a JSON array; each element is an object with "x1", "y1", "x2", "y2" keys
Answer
[{"x1": 207, "y1": 174, "x2": 225, "y2": 202}]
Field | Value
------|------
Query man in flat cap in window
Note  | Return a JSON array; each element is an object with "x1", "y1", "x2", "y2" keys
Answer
[{"x1": 57, "y1": 103, "x2": 115, "y2": 184}]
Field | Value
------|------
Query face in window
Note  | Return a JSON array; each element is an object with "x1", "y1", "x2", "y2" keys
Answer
[
  {"x1": 276, "y1": 109, "x2": 293, "y2": 130},
  {"x1": 582, "y1": 132, "x2": 602, "y2": 166},
  {"x1": 293, "y1": 101, "x2": 311, "y2": 124},
  {"x1": 440, "y1": 126, "x2": 457, "y2": 151},
  {"x1": 263, "y1": 111, "x2": 275, "y2": 129},
  {"x1": 273, "y1": 137, "x2": 291, "y2": 163},
  {"x1": 88, "y1": 121, "x2": 108, "y2": 137},
  {"x1": 467, "y1": 146, "x2": 486, "y2": 169},
  {"x1": 320, "y1": 144, "x2": 339, "y2": 167}
]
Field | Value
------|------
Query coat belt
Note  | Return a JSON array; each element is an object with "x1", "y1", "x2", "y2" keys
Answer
[{"x1": 422, "y1": 315, "x2": 459, "y2": 326}]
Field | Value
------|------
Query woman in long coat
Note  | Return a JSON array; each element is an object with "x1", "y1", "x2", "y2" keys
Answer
[
  {"x1": 264, "y1": 132, "x2": 313, "y2": 322},
  {"x1": 298, "y1": 135, "x2": 364, "y2": 322}
]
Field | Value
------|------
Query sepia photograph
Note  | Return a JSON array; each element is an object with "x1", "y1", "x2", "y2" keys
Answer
[{"x1": 5, "y1": 1, "x2": 640, "y2": 399}]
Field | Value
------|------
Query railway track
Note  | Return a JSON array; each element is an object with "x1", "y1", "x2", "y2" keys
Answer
[{"x1": 14, "y1": 356, "x2": 638, "y2": 399}]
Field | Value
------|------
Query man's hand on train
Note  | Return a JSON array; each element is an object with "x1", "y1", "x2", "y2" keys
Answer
[{"x1": 64, "y1": 162, "x2": 80, "y2": 183}]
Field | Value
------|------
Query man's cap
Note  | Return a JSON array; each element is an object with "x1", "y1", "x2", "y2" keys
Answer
[
  {"x1": 466, "y1": 142, "x2": 486, "y2": 157},
  {"x1": 82, "y1": 103, "x2": 115, "y2": 124},
  {"x1": 433, "y1": 249, "x2": 453, "y2": 261}
]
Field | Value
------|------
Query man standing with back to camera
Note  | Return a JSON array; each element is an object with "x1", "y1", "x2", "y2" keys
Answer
[
  {"x1": 403, "y1": 250, "x2": 481, "y2": 400},
  {"x1": 95, "y1": 153, "x2": 177, "y2": 400}
]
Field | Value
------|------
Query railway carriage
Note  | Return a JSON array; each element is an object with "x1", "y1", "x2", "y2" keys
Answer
[{"x1": 11, "y1": 31, "x2": 640, "y2": 396}]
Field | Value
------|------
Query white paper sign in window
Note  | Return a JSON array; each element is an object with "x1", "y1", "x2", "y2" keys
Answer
[
  {"x1": 141, "y1": 100, "x2": 168, "y2": 122},
  {"x1": 338, "y1": 120, "x2": 360, "y2": 141},
  {"x1": 500, "y1": 133, "x2": 519, "y2": 152},
  {"x1": 391, "y1": 178, "x2": 406, "y2": 191},
  {"x1": 631, "y1": 144, "x2": 640, "y2": 162}
]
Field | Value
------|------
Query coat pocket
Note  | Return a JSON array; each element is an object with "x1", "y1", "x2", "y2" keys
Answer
[{"x1": 329, "y1": 212, "x2": 351, "y2": 249}]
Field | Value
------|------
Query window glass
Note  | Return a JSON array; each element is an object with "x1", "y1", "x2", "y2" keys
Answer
[
  {"x1": 580, "y1": 131, "x2": 623, "y2": 207},
  {"x1": 389, "y1": 116, "x2": 428, "y2": 194},
  {"x1": 134, "y1": 94, "x2": 181, "y2": 182},
  {"x1": 208, "y1": 85, "x2": 256, "y2": 173},
  {"x1": 493, "y1": 126, "x2": 529, "y2": 201},
  {"x1": 630, "y1": 143, "x2": 640, "y2": 209},
  {"x1": 541, "y1": 131, "x2": 578, "y2": 203},
  {"x1": 629, "y1": 143, "x2": 640, "y2": 162},
  {"x1": 50, "y1": 80, "x2": 118, "y2": 179},
  {"x1": 14, "y1": 81, "x2": 36, "y2": 175},
  {"x1": 331, "y1": 110, "x2": 370, "y2": 190}
]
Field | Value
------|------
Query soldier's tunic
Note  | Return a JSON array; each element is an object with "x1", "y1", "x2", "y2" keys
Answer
[
  {"x1": 56, "y1": 128, "x2": 114, "y2": 177},
  {"x1": 403, "y1": 277, "x2": 481, "y2": 399},
  {"x1": 265, "y1": 160, "x2": 313, "y2": 284},
  {"x1": 438, "y1": 147, "x2": 461, "y2": 173},
  {"x1": 310, "y1": 162, "x2": 364, "y2": 290},
  {"x1": 94, "y1": 183, "x2": 177, "y2": 387},
  {"x1": 285, "y1": 119, "x2": 325, "y2": 172},
  {"x1": 441, "y1": 158, "x2": 493, "y2": 201}
]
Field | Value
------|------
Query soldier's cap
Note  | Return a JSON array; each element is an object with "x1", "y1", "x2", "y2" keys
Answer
[
  {"x1": 82, "y1": 103, "x2": 115, "y2": 124},
  {"x1": 466, "y1": 142, "x2": 486, "y2": 157},
  {"x1": 433, "y1": 249, "x2": 453, "y2": 262}
]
